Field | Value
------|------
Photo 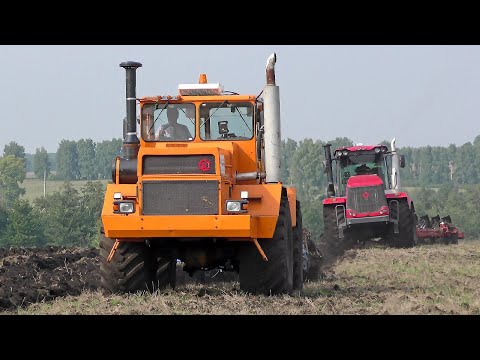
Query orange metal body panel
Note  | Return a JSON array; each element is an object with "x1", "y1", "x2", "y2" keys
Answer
[{"x1": 102, "y1": 183, "x2": 283, "y2": 240}]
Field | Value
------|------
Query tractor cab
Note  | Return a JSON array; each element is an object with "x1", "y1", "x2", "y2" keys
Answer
[{"x1": 333, "y1": 145, "x2": 391, "y2": 196}]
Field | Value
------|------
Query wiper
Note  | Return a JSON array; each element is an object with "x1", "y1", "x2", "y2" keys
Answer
[
  {"x1": 234, "y1": 107, "x2": 252, "y2": 134},
  {"x1": 200, "y1": 100, "x2": 227, "y2": 129},
  {"x1": 177, "y1": 107, "x2": 195, "y2": 126},
  {"x1": 148, "y1": 100, "x2": 170, "y2": 134}
]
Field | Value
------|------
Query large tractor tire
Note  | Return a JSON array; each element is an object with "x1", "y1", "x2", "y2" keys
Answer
[
  {"x1": 239, "y1": 195, "x2": 294, "y2": 295},
  {"x1": 321, "y1": 205, "x2": 354, "y2": 265},
  {"x1": 155, "y1": 257, "x2": 177, "y2": 290},
  {"x1": 292, "y1": 200, "x2": 304, "y2": 291},
  {"x1": 389, "y1": 200, "x2": 417, "y2": 248},
  {"x1": 99, "y1": 233, "x2": 155, "y2": 293}
]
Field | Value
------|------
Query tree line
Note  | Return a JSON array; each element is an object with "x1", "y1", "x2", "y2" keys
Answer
[
  {"x1": 0, "y1": 140, "x2": 114, "y2": 248},
  {"x1": 1, "y1": 135, "x2": 480, "y2": 248},
  {"x1": 23, "y1": 138, "x2": 123, "y2": 181}
]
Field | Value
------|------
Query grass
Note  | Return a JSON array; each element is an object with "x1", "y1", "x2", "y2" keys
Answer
[
  {"x1": 7, "y1": 240, "x2": 480, "y2": 315},
  {"x1": 21, "y1": 178, "x2": 109, "y2": 202}
]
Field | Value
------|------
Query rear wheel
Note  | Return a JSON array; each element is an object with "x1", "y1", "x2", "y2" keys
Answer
[
  {"x1": 292, "y1": 200, "x2": 304, "y2": 291},
  {"x1": 239, "y1": 195, "x2": 293, "y2": 295},
  {"x1": 389, "y1": 200, "x2": 417, "y2": 248},
  {"x1": 99, "y1": 233, "x2": 155, "y2": 293}
]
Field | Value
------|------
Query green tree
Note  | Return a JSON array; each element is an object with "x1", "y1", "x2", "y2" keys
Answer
[
  {"x1": 33, "y1": 147, "x2": 51, "y2": 179},
  {"x1": 457, "y1": 142, "x2": 478, "y2": 184},
  {"x1": 33, "y1": 181, "x2": 104, "y2": 247},
  {"x1": 3, "y1": 199, "x2": 45, "y2": 247},
  {"x1": 56, "y1": 140, "x2": 79, "y2": 180},
  {"x1": 327, "y1": 137, "x2": 354, "y2": 152},
  {"x1": 418, "y1": 146, "x2": 433, "y2": 186},
  {"x1": 280, "y1": 138, "x2": 298, "y2": 184},
  {"x1": 34, "y1": 182, "x2": 84, "y2": 246},
  {"x1": 79, "y1": 181, "x2": 106, "y2": 246},
  {"x1": 0, "y1": 204, "x2": 8, "y2": 246},
  {"x1": 3, "y1": 141, "x2": 26, "y2": 160},
  {"x1": 95, "y1": 138, "x2": 122, "y2": 179},
  {"x1": 0, "y1": 155, "x2": 26, "y2": 207},
  {"x1": 77, "y1": 139, "x2": 97, "y2": 180}
]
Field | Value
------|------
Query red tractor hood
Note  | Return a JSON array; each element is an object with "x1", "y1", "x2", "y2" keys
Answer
[{"x1": 347, "y1": 175, "x2": 384, "y2": 188}]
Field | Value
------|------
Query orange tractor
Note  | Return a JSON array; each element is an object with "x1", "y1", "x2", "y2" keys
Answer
[{"x1": 100, "y1": 54, "x2": 303, "y2": 295}]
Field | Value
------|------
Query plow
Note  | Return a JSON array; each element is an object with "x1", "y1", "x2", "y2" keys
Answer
[
  {"x1": 416, "y1": 215, "x2": 464, "y2": 245},
  {"x1": 302, "y1": 228, "x2": 322, "y2": 281}
]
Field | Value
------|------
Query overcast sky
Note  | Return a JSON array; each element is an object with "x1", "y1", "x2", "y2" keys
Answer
[{"x1": 1, "y1": 45, "x2": 479, "y2": 154}]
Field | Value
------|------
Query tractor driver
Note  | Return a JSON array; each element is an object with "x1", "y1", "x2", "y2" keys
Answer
[
  {"x1": 354, "y1": 163, "x2": 372, "y2": 175},
  {"x1": 156, "y1": 107, "x2": 193, "y2": 140}
]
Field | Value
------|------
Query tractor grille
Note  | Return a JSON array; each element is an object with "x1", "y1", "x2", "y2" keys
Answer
[
  {"x1": 142, "y1": 180, "x2": 219, "y2": 215},
  {"x1": 347, "y1": 185, "x2": 387, "y2": 213},
  {"x1": 143, "y1": 155, "x2": 216, "y2": 175}
]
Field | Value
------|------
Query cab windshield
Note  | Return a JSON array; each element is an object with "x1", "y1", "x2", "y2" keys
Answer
[
  {"x1": 336, "y1": 152, "x2": 390, "y2": 195},
  {"x1": 199, "y1": 102, "x2": 254, "y2": 140},
  {"x1": 141, "y1": 103, "x2": 195, "y2": 142}
]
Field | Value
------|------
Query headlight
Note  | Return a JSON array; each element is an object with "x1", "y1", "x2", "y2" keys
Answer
[
  {"x1": 226, "y1": 200, "x2": 248, "y2": 213},
  {"x1": 342, "y1": 150, "x2": 348, "y2": 156},
  {"x1": 346, "y1": 209, "x2": 356, "y2": 217},
  {"x1": 226, "y1": 201, "x2": 242, "y2": 212},
  {"x1": 374, "y1": 148, "x2": 381, "y2": 153},
  {"x1": 114, "y1": 200, "x2": 135, "y2": 214}
]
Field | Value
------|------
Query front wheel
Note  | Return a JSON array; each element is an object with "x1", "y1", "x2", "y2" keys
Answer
[
  {"x1": 99, "y1": 234, "x2": 155, "y2": 293},
  {"x1": 388, "y1": 200, "x2": 417, "y2": 248},
  {"x1": 239, "y1": 195, "x2": 293, "y2": 295},
  {"x1": 321, "y1": 205, "x2": 354, "y2": 264}
]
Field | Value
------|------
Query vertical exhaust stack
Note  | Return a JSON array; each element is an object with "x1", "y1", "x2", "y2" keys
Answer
[
  {"x1": 391, "y1": 138, "x2": 400, "y2": 190},
  {"x1": 120, "y1": 61, "x2": 142, "y2": 160},
  {"x1": 263, "y1": 53, "x2": 281, "y2": 183},
  {"x1": 323, "y1": 144, "x2": 335, "y2": 197}
]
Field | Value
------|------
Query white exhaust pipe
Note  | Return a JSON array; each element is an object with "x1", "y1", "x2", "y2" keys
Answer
[
  {"x1": 391, "y1": 138, "x2": 400, "y2": 190},
  {"x1": 263, "y1": 53, "x2": 281, "y2": 183}
]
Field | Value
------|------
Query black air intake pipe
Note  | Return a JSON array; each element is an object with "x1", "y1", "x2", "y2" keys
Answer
[
  {"x1": 119, "y1": 61, "x2": 142, "y2": 160},
  {"x1": 323, "y1": 144, "x2": 335, "y2": 197}
]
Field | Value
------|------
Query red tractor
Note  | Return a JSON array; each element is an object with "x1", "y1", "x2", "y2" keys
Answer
[{"x1": 322, "y1": 139, "x2": 418, "y2": 257}]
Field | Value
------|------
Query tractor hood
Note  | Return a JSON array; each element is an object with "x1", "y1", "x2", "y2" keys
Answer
[{"x1": 347, "y1": 174, "x2": 384, "y2": 188}]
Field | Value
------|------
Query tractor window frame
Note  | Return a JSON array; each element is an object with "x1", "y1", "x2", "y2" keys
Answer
[
  {"x1": 140, "y1": 102, "x2": 196, "y2": 142},
  {"x1": 199, "y1": 102, "x2": 254, "y2": 141}
]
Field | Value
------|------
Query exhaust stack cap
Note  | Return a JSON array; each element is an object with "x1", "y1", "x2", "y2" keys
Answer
[
  {"x1": 120, "y1": 61, "x2": 142, "y2": 69},
  {"x1": 265, "y1": 53, "x2": 277, "y2": 85}
]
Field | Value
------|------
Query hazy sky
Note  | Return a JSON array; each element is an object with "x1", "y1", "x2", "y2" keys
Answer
[{"x1": 1, "y1": 45, "x2": 479, "y2": 154}]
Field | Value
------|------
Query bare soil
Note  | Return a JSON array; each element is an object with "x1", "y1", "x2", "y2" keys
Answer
[
  {"x1": 0, "y1": 246, "x2": 235, "y2": 311},
  {"x1": 0, "y1": 246, "x2": 100, "y2": 310},
  {"x1": 1, "y1": 241, "x2": 480, "y2": 314}
]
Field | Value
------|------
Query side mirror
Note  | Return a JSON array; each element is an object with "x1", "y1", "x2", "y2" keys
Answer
[
  {"x1": 322, "y1": 160, "x2": 328, "y2": 173},
  {"x1": 399, "y1": 155, "x2": 406, "y2": 168}
]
